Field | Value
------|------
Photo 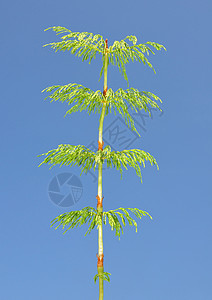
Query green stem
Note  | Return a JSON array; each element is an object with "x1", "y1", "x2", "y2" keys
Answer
[
  {"x1": 98, "y1": 103, "x2": 106, "y2": 145},
  {"x1": 98, "y1": 267, "x2": 104, "y2": 300},
  {"x1": 97, "y1": 39, "x2": 108, "y2": 300}
]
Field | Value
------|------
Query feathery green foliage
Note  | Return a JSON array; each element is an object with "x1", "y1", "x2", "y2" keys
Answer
[
  {"x1": 106, "y1": 36, "x2": 166, "y2": 84},
  {"x1": 94, "y1": 272, "x2": 111, "y2": 284},
  {"x1": 43, "y1": 26, "x2": 166, "y2": 85},
  {"x1": 38, "y1": 144, "x2": 97, "y2": 173},
  {"x1": 44, "y1": 26, "x2": 105, "y2": 64},
  {"x1": 51, "y1": 207, "x2": 100, "y2": 235},
  {"x1": 51, "y1": 207, "x2": 152, "y2": 240},
  {"x1": 105, "y1": 87, "x2": 162, "y2": 135},
  {"x1": 38, "y1": 144, "x2": 158, "y2": 182},
  {"x1": 102, "y1": 145, "x2": 159, "y2": 183},
  {"x1": 42, "y1": 83, "x2": 162, "y2": 135},
  {"x1": 103, "y1": 207, "x2": 152, "y2": 240},
  {"x1": 42, "y1": 83, "x2": 103, "y2": 115}
]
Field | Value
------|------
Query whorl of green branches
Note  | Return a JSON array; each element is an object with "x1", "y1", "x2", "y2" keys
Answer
[
  {"x1": 44, "y1": 26, "x2": 105, "y2": 63},
  {"x1": 51, "y1": 207, "x2": 152, "y2": 240},
  {"x1": 42, "y1": 83, "x2": 162, "y2": 135},
  {"x1": 104, "y1": 36, "x2": 166, "y2": 84},
  {"x1": 94, "y1": 272, "x2": 111, "y2": 284},
  {"x1": 105, "y1": 87, "x2": 162, "y2": 135},
  {"x1": 38, "y1": 144, "x2": 158, "y2": 182},
  {"x1": 103, "y1": 207, "x2": 152, "y2": 239},
  {"x1": 102, "y1": 145, "x2": 159, "y2": 182},
  {"x1": 51, "y1": 207, "x2": 100, "y2": 235},
  {"x1": 44, "y1": 26, "x2": 166, "y2": 84},
  {"x1": 38, "y1": 144, "x2": 96, "y2": 173},
  {"x1": 42, "y1": 83, "x2": 103, "y2": 115}
]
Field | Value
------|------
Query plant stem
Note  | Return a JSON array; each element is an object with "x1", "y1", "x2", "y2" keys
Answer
[{"x1": 97, "y1": 39, "x2": 108, "y2": 300}]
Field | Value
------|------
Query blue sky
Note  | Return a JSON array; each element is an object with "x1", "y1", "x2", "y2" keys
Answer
[{"x1": 1, "y1": 0, "x2": 212, "y2": 299}]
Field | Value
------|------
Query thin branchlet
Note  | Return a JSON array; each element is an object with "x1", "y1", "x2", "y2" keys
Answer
[
  {"x1": 38, "y1": 144, "x2": 158, "y2": 182},
  {"x1": 42, "y1": 83, "x2": 163, "y2": 136},
  {"x1": 44, "y1": 26, "x2": 166, "y2": 84},
  {"x1": 51, "y1": 207, "x2": 152, "y2": 240}
]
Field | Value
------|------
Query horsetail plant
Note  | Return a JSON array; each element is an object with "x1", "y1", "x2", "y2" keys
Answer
[{"x1": 39, "y1": 26, "x2": 166, "y2": 300}]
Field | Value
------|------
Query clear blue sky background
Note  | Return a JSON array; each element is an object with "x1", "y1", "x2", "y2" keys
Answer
[{"x1": 1, "y1": 0, "x2": 211, "y2": 299}]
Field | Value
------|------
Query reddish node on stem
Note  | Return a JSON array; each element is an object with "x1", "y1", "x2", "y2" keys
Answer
[
  {"x1": 98, "y1": 140, "x2": 104, "y2": 151},
  {"x1": 96, "y1": 253, "x2": 104, "y2": 267},
  {"x1": 96, "y1": 195, "x2": 104, "y2": 208},
  {"x1": 103, "y1": 86, "x2": 108, "y2": 97},
  {"x1": 105, "y1": 38, "x2": 108, "y2": 49}
]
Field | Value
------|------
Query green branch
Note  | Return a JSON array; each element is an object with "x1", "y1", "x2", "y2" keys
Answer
[
  {"x1": 44, "y1": 27, "x2": 166, "y2": 85},
  {"x1": 42, "y1": 83, "x2": 163, "y2": 135},
  {"x1": 101, "y1": 146, "x2": 159, "y2": 182},
  {"x1": 94, "y1": 272, "x2": 111, "y2": 284},
  {"x1": 38, "y1": 144, "x2": 97, "y2": 173},
  {"x1": 103, "y1": 207, "x2": 152, "y2": 239},
  {"x1": 51, "y1": 207, "x2": 101, "y2": 235},
  {"x1": 108, "y1": 36, "x2": 166, "y2": 85},
  {"x1": 38, "y1": 144, "x2": 158, "y2": 182},
  {"x1": 51, "y1": 207, "x2": 152, "y2": 240},
  {"x1": 42, "y1": 83, "x2": 103, "y2": 115},
  {"x1": 105, "y1": 87, "x2": 163, "y2": 135},
  {"x1": 44, "y1": 26, "x2": 105, "y2": 63}
]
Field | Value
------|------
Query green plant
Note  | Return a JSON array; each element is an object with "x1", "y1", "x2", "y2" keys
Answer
[{"x1": 39, "y1": 26, "x2": 166, "y2": 299}]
